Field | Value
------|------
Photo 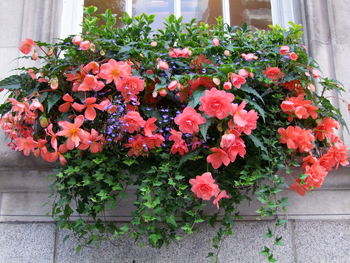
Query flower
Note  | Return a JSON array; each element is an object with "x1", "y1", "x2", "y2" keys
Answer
[
  {"x1": 77, "y1": 75, "x2": 105, "y2": 92},
  {"x1": 230, "y1": 73, "x2": 246, "y2": 89},
  {"x1": 207, "y1": 147, "x2": 231, "y2": 169},
  {"x1": 78, "y1": 129, "x2": 105, "y2": 153},
  {"x1": 229, "y1": 101, "x2": 259, "y2": 135},
  {"x1": 174, "y1": 107, "x2": 206, "y2": 134},
  {"x1": 241, "y1": 53, "x2": 258, "y2": 61},
  {"x1": 289, "y1": 52, "x2": 298, "y2": 61},
  {"x1": 212, "y1": 38, "x2": 220, "y2": 46},
  {"x1": 280, "y1": 46, "x2": 290, "y2": 55},
  {"x1": 79, "y1": 40, "x2": 90, "y2": 50},
  {"x1": 319, "y1": 143, "x2": 349, "y2": 170},
  {"x1": 189, "y1": 172, "x2": 220, "y2": 200},
  {"x1": 213, "y1": 190, "x2": 229, "y2": 209},
  {"x1": 168, "y1": 47, "x2": 191, "y2": 58},
  {"x1": 56, "y1": 115, "x2": 86, "y2": 150},
  {"x1": 59, "y1": 94, "x2": 74, "y2": 113},
  {"x1": 72, "y1": 97, "x2": 106, "y2": 121},
  {"x1": 223, "y1": 82, "x2": 232, "y2": 90},
  {"x1": 168, "y1": 80, "x2": 178, "y2": 91},
  {"x1": 118, "y1": 76, "x2": 144, "y2": 101},
  {"x1": 99, "y1": 59, "x2": 132, "y2": 88},
  {"x1": 19, "y1": 38, "x2": 35, "y2": 54},
  {"x1": 119, "y1": 111, "x2": 146, "y2": 133},
  {"x1": 314, "y1": 117, "x2": 340, "y2": 141},
  {"x1": 143, "y1": 117, "x2": 157, "y2": 137},
  {"x1": 278, "y1": 126, "x2": 315, "y2": 152},
  {"x1": 157, "y1": 60, "x2": 169, "y2": 71},
  {"x1": 221, "y1": 135, "x2": 246, "y2": 163},
  {"x1": 281, "y1": 95, "x2": 318, "y2": 121},
  {"x1": 263, "y1": 67, "x2": 284, "y2": 81},
  {"x1": 14, "y1": 137, "x2": 37, "y2": 156},
  {"x1": 72, "y1": 35, "x2": 83, "y2": 46},
  {"x1": 199, "y1": 88, "x2": 235, "y2": 119},
  {"x1": 169, "y1": 129, "x2": 189, "y2": 155}
]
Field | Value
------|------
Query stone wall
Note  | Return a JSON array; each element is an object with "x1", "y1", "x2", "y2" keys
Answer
[{"x1": 1, "y1": 1, "x2": 350, "y2": 262}]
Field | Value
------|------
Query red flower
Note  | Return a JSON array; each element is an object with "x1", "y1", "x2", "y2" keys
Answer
[
  {"x1": 207, "y1": 147, "x2": 230, "y2": 169},
  {"x1": 314, "y1": 117, "x2": 340, "y2": 141},
  {"x1": 281, "y1": 95, "x2": 318, "y2": 121},
  {"x1": 169, "y1": 129, "x2": 188, "y2": 155},
  {"x1": 77, "y1": 75, "x2": 105, "y2": 92},
  {"x1": 169, "y1": 47, "x2": 191, "y2": 58},
  {"x1": 281, "y1": 80, "x2": 305, "y2": 95},
  {"x1": 199, "y1": 88, "x2": 235, "y2": 119},
  {"x1": 278, "y1": 126, "x2": 315, "y2": 153},
  {"x1": 143, "y1": 117, "x2": 157, "y2": 137},
  {"x1": 175, "y1": 107, "x2": 206, "y2": 134},
  {"x1": 118, "y1": 76, "x2": 144, "y2": 102},
  {"x1": 189, "y1": 172, "x2": 220, "y2": 200},
  {"x1": 229, "y1": 101, "x2": 258, "y2": 135},
  {"x1": 289, "y1": 52, "x2": 298, "y2": 61},
  {"x1": 319, "y1": 143, "x2": 349, "y2": 170},
  {"x1": 280, "y1": 46, "x2": 290, "y2": 55},
  {"x1": 119, "y1": 111, "x2": 146, "y2": 133},
  {"x1": 220, "y1": 135, "x2": 246, "y2": 163},
  {"x1": 263, "y1": 67, "x2": 284, "y2": 81}
]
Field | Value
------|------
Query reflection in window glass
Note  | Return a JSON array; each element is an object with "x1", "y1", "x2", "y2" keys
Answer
[
  {"x1": 132, "y1": 0, "x2": 174, "y2": 29},
  {"x1": 181, "y1": 0, "x2": 222, "y2": 24},
  {"x1": 84, "y1": 0, "x2": 125, "y2": 26},
  {"x1": 230, "y1": 0, "x2": 272, "y2": 29}
]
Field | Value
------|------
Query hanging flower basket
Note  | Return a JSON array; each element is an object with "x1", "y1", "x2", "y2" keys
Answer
[{"x1": 0, "y1": 6, "x2": 348, "y2": 262}]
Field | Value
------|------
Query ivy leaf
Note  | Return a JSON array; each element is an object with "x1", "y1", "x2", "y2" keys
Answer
[
  {"x1": 200, "y1": 118, "x2": 212, "y2": 140},
  {"x1": 188, "y1": 89, "x2": 205, "y2": 108},
  {"x1": 165, "y1": 215, "x2": 177, "y2": 227},
  {"x1": 47, "y1": 93, "x2": 61, "y2": 112},
  {"x1": 240, "y1": 85, "x2": 264, "y2": 103},
  {"x1": 178, "y1": 150, "x2": 200, "y2": 168}
]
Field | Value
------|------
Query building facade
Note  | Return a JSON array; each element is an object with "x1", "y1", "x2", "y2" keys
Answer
[{"x1": 0, "y1": 0, "x2": 350, "y2": 262}]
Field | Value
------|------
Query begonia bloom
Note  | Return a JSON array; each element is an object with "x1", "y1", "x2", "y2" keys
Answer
[
  {"x1": 174, "y1": 107, "x2": 206, "y2": 134},
  {"x1": 189, "y1": 172, "x2": 220, "y2": 200},
  {"x1": 199, "y1": 88, "x2": 235, "y2": 119}
]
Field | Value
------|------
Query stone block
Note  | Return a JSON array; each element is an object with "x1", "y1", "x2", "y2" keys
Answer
[
  {"x1": 56, "y1": 221, "x2": 295, "y2": 263},
  {"x1": 0, "y1": 223, "x2": 55, "y2": 263},
  {"x1": 293, "y1": 220, "x2": 350, "y2": 263},
  {"x1": 0, "y1": 192, "x2": 53, "y2": 222}
]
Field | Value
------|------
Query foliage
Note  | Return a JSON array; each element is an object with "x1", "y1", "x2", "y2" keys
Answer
[{"x1": 0, "y1": 7, "x2": 348, "y2": 262}]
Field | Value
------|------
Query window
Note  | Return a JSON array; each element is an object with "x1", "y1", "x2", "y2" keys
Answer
[{"x1": 84, "y1": 0, "x2": 272, "y2": 29}]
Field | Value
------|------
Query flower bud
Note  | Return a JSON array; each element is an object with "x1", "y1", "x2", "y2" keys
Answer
[
  {"x1": 212, "y1": 38, "x2": 220, "y2": 46},
  {"x1": 50, "y1": 76, "x2": 58, "y2": 90},
  {"x1": 39, "y1": 116, "x2": 49, "y2": 128},
  {"x1": 151, "y1": 41, "x2": 157, "y2": 47},
  {"x1": 158, "y1": 88, "x2": 168, "y2": 97},
  {"x1": 213, "y1": 77, "x2": 220, "y2": 86},
  {"x1": 72, "y1": 35, "x2": 83, "y2": 46},
  {"x1": 224, "y1": 50, "x2": 231, "y2": 56},
  {"x1": 79, "y1": 40, "x2": 90, "y2": 51}
]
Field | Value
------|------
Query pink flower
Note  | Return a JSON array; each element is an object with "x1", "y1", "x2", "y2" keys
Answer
[
  {"x1": 207, "y1": 147, "x2": 230, "y2": 169},
  {"x1": 289, "y1": 52, "x2": 298, "y2": 61},
  {"x1": 174, "y1": 107, "x2": 206, "y2": 134},
  {"x1": 229, "y1": 102, "x2": 259, "y2": 135},
  {"x1": 143, "y1": 117, "x2": 157, "y2": 137},
  {"x1": 72, "y1": 97, "x2": 105, "y2": 121},
  {"x1": 280, "y1": 46, "x2": 290, "y2": 55},
  {"x1": 213, "y1": 190, "x2": 229, "y2": 209},
  {"x1": 241, "y1": 53, "x2": 258, "y2": 61},
  {"x1": 238, "y1": 69, "x2": 249, "y2": 78},
  {"x1": 99, "y1": 59, "x2": 132, "y2": 88},
  {"x1": 199, "y1": 88, "x2": 235, "y2": 119},
  {"x1": 263, "y1": 67, "x2": 284, "y2": 81},
  {"x1": 168, "y1": 47, "x2": 191, "y2": 58},
  {"x1": 168, "y1": 80, "x2": 178, "y2": 91},
  {"x1": 117, "y1": 76, "x2": 144, "y2": 101},
  {"x1": 223, "y1": 82, "x2": 232, "y2": 90},
  {"x1": 15, "y1": 137, "x2": 38, "y2": 156},
  {"x1": 79, "y1": 40, "x2": 90, "y2": 50},
  {"x1": 212, "y1": 38, "x2": 220, "y2": 46},
  {"x1": 72, "y1": 35, "x2": 83, "y2": 46},
  {"x1": 119, "y1": 111, "x2": 146, "y2": 133},
  {"x1": 83, "y1": 61, "x2": 100, "y2": 74},
  {"x1": 189, "y1": 172, "x2": 220, "y2": 200},
  {"x1": 19, "y1": 38, "x2": 35, "y2": 54},
  {"x1": 230, "y1": 73, "x2": 246, "y2": 89},
  {"x1": 157, "y1": 60, "x2": 169, "y2": 71},
  {"x1": 56, "y1": 115, "x2": 86, "y2": 150},
  {"x1": 224, "y1": 137, "x2": 246, "y2": 162},
  {"x1": 78, "y1": 129, "x2": 104, "y2": 153},
  {"x1": 59, "y1": 94, "x2": 74, "y2": 113}
]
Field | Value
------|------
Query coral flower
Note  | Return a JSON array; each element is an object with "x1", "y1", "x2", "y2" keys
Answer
[
  {"x1": 230, "y1": 73, "x2": 246, "y2": 89},
  {"x1": 289, "y1": 52, "x2": 298, "y2": 60},
  {"x1": 79, "y1": 40, "x2": 90, "y2": 50},
  {"x1": 189, "y1": 172, "x2": 220, "y2": 200},
  {"x1": 278, "y1": 126, "x2": 315, "y2": 152},
  {"x1": 143, "y1": 117, "x2": 157, "y2": 137},
  {"x1": 314, "y1": 117, "x2": 340, "y2": 141},
  {"x1": 59, "y1": 94, "x2": 74, "y2": 113},
  {"x1": 83, "y1": 61, "x2": 100, "y2": 74},
  {"x1": 221, "y1": 136, "x2": 246, "y2": 163},
  {"x1": 168, "y1": 47, "x2": 191, "y2": 58},
  {"x1": 77, "y1": 75, "x2": 105, "y2": 92},
  {"x1": 281, "y1": 95, "x2": 318, "y2": 121},
  {"x1": 169, "y1": 129, "x2": 189, "y2": 155},
  {"x1": 19, "y1": 38, "x2": 35, "y2": 54},
  {"x1": 230, "y1": 101, "x2": 259, "y2": 135},
  {"x1": 175, "y1": 107, "x2": 206, "y2": 134},
  {"x1": 118, "y1": 76, "x2": 144, "y2": 102},
  {"x1": 14, "y1": 137, "x2": 38, "y2": 156},
  {"x1": 263, "y1": 67, "x2": 284, "y2": 81},
  {"x1": 119, "y1": 111, "x2": 146, "y2": 133},
  {"x1": 99, "y1": 59, "x2": 132, "y2": 88},
  {"x1": 280, "y1": 46, "x2": 290, "y2": 55},
  {"x1": 78, "y1": 129, "x2": 105, "y2": 153},
  {"x1": 72, "y1": 97, "x2": 105, "y2": 121},
  {"x1": 57, "y1": 115, "x2": 86, "y2": 150},
  {"x1": 199, "y1": 88, "x2": 235, "y2": 119},
  {"x1": 319, "y1": 143, "x2": 349, "y2": 170},
  {"x1": 72, "y1": 35, "x2": 82, "y2": 46},
  {"x1": 41, "y1": 144, "x2": 68, "y2": 165},
  {"x1": 45, "y1": 124, "x2": 58, "y2": 151},
  {"x1": 212, "y1": 38, "x2": 220, "y2": 46},
  {"x1": 213, "y1": 190, "x2": 229, "y2": 209},
  {"x1": 207, "y1": 147, "x2": 231, "y2": 169},
  {"x1": 241, "y1": 53, "x2": 258, "y2": 61},
  {"x1": 157, "y1": 60, "x2": 169, "y2": 71}
]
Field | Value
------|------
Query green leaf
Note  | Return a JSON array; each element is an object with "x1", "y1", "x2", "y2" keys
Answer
[
  {"x1": 165, "y1": 215, "x2": 177, "y2": 227},
  {"x1": 200, "y1": 118, "x2": 212, "y2": 140},
  {"x1": 188, "y1": 89, "x2": 205, "y2": 108},
  {"x1": 240, "y1": 85, "x2": 264, "y2": 103},
  {"x1": 248, "y1": 134, "x2": 267, "y2": 153},
  {"x1": 47, "y1": 93, "x2": 61, "y2": 112},
  {"x1": 0, "y1": 75, "x2": 22, "y2": 90}
]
